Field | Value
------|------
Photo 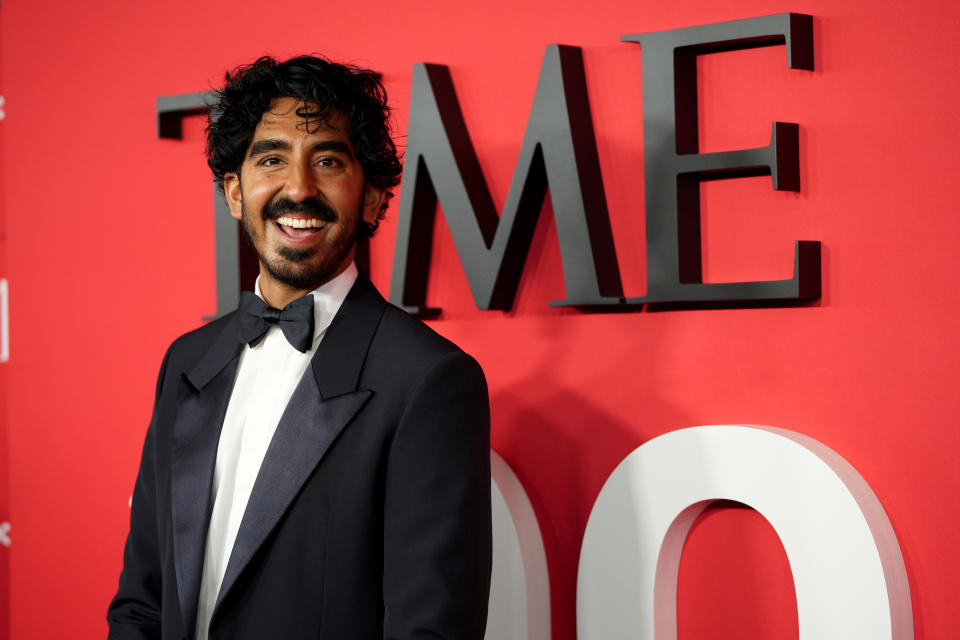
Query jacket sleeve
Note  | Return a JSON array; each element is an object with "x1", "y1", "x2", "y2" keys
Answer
[
  {"x1": 106, "y1": 349, "x2": 171, "y2": 639},
  {"x1": 382, "y1": 351, "x2": 492, "y2": 640}
]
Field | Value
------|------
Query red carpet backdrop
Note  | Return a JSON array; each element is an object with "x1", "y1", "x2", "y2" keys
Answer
[{"x1": 1, "y1": 0, "x2": 958, "y2": 638}]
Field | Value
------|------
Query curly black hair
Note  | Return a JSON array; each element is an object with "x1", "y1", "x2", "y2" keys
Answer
[{"x1": 206, "y1": 55, "x2": 402, "y2": 236}]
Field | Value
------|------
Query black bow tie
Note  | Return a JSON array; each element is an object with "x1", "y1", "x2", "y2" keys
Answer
[{"x1": 238, "y1": 292, "x2": 315, "y2": 353}]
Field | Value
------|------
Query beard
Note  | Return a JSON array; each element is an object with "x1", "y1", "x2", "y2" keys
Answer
[{"x1": 240, "y1": 193, "x2": 362, "y2": 291}]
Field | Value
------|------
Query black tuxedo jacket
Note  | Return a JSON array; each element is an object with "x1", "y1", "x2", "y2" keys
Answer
[{"x1": 107, "y1": 277, "x2": 492, "y2": 639}]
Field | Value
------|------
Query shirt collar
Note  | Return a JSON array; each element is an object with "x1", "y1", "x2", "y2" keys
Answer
[{"x1": 253, "y1": 262, "x2": 358, "y2": 344}]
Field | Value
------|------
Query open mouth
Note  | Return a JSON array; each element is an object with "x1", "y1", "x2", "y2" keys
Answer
[{"x1": 274, "y1": 216, "x2": 327, "y2": 240}]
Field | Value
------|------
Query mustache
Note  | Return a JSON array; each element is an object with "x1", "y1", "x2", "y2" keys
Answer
[{"x1": 261, "y1": 196, "x2": 337, "y2": 223}]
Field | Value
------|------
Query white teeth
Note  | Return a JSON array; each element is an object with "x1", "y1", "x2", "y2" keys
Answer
[{"x1": 277, "y1": 216, "x2": 323, "y2": 229}]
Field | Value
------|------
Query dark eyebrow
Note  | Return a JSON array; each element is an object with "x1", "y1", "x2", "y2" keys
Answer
[
  {"x1": 248, "y1": 138, "x2": 291, "y2": 158},
  {"x1": 310, "y1": 140, "x2": 354, "y2": 159},
  {"x1": 247, "y1": 139, "x2": 354, "y2": 160}
]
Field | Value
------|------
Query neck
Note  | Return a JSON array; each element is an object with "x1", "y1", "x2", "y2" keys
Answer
[
  {"x1": 259, "y1": 279, "x2": 313, "y2": 310},
  {"x1": 257, "y1": 261, "x2": 353, "y2": 309}
]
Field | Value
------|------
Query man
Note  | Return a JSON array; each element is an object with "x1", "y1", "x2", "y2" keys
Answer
[{"x1": 107, "y1": 55, "x2": 492, "y2": 640}]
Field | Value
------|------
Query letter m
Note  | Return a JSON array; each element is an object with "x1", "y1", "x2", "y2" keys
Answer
[{"x1": 389, "y1": 45, "x2": 623, "y2": 313}]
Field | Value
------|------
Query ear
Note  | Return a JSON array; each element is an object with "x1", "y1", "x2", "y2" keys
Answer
[
  {"x1": 361, "y1": 183, "x2": 387, "y2": 226},
  {"x1": 224, "y1": 172, "x2": 243, "y2": 221}
]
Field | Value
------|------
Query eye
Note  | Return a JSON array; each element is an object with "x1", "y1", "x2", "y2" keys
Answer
[
  {"x1": 257, "y1": 155, "x2": 284, "y2": 167},
  {"x1": 316, "y1": 156, "x2": 343, "y2": 169}
]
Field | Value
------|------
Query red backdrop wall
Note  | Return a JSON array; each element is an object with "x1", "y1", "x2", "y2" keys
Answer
[{"x1": 1, "y1": 1, "x2": 958, "y2": 638}]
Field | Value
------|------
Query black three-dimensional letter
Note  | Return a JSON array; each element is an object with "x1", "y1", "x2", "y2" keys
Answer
[
  {"x1": 621, "y1": 13, "x2": 820, "y2": 304},
  {"x1": 156, "y1": 92, "x2": 259, "y2": 319},
  {"x1": 389, "y1": 45, "x2": 624, "y2": 313}
]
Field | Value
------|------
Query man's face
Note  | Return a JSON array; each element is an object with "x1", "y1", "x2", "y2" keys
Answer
[{"x1": 224, "y1": 97, "x2": 384, "y2": 295}]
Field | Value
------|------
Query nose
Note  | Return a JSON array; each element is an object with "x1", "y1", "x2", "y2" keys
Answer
[{"x1": 284, "y1": 157, "x2": 318, "y2": 201}]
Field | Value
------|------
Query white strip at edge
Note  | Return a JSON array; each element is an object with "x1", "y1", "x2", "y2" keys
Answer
[{"x1": 0, "y1": 278, "x2": 8, "y2": 362}]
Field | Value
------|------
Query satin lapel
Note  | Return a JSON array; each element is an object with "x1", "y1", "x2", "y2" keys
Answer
[
  {"x1": 170, "y1": 315, "x2": 243, "y2": 638},
  {"x1": 312, "y1": 275, "x2": 389, "y2": 399},
  {"x1": 215, "y1": 367, "x2": 372, "y2": 609}
]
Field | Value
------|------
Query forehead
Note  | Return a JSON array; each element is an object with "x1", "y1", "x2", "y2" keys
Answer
[{"x1": 253, "y1": 96, "x2": 350, "y2": 139}]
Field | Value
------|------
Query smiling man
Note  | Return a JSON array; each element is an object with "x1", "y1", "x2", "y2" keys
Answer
[
  {"x1": 107, "y1": 56, "x2": 492, "y2": 640},
  {"x1": 228, "y1": 99, "x2": 376, "y2": 304}
]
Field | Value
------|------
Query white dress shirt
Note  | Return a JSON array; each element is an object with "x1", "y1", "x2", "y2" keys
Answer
[{"x1": 194, "y1": 263, "x2": 357, "y2": 640}]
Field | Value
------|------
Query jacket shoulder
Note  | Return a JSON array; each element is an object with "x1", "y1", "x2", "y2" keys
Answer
[
  {"x1": 381, "y1": 304, "x2": 465, "y2": 355},
  {"x1": 163, "y1": 311, "x2": 238, "y2": 376},
  {"x1": 368, "y1": 303, "x2": 483, "y2": 383}
]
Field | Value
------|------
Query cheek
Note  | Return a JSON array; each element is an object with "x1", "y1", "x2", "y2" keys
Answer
[
  {"x1": 244, "y1": 173, "x2": 282, "y2": 200},
  {"x1": 245, "y1": 185, "x2": 273, "y2": 207}
]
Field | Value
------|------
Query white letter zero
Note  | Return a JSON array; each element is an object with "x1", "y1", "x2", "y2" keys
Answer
[
  {"x1": 487, "y1": 450, "x2": 551, "y2": 640},
  {"x1": 576, "y1": 425, "x2": 913, "y2": 639}
]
